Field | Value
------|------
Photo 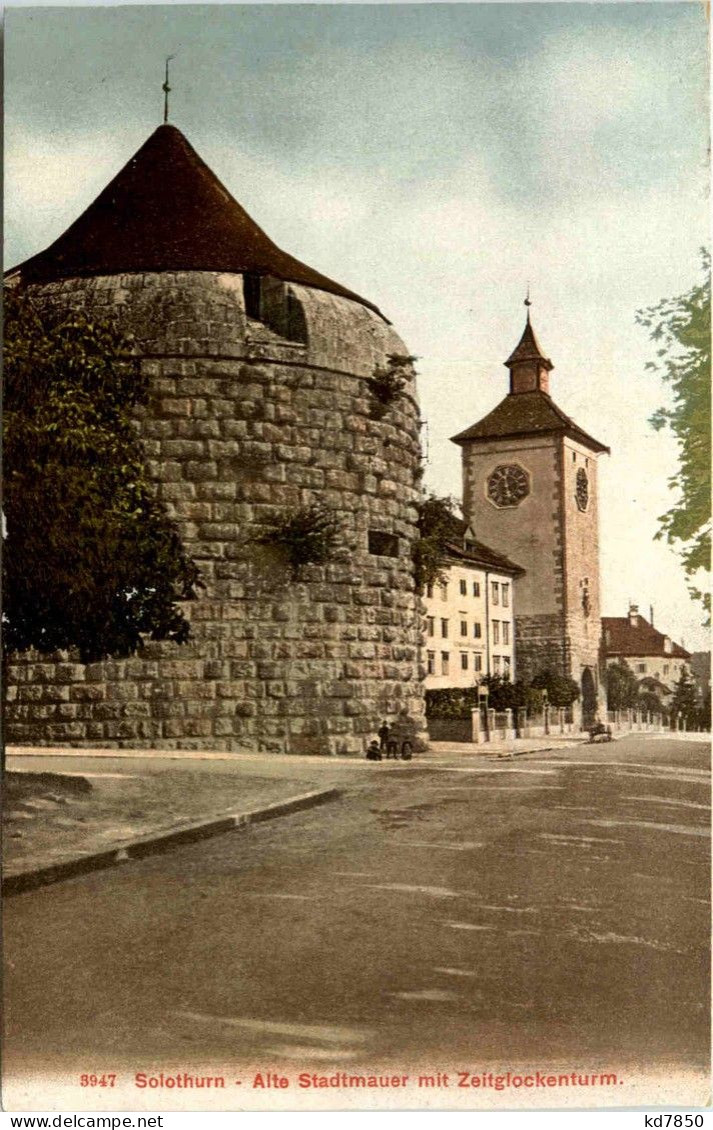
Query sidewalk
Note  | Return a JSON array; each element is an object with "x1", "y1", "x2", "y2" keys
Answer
[{"x1": 3, "y1": 754, "x2": 347, "y2": 890}]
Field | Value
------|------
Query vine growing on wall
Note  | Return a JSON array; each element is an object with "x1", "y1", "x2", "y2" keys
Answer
[
  {"x1": 367, "y1": 353, "x2": 417, "y2": 420},
  {"x1": 256, "y1": 505, "x2": 342, "y2": 580}
]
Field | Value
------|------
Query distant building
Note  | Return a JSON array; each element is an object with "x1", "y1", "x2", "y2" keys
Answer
[
  {"x1": 423, "y1": 524, "x2": 524, "y2": 690},
  {"x1": 451, "y1": 304, "x2": 609, "y2": 723},
  {"x1": 602, "y1": 604, "x2": 691, "y2": 704}
]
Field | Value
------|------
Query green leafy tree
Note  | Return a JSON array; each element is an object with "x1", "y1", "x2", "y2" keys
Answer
[
  {"x1": 671, "y1": 665, "x2": 698, "y2": 725},
  {"x1": 413, "y1": 493, "x2": 460, "y2": 591},
  {"x1": 477, "y1": 674, "x2": 542, "y2": 712},
  {"x1": 605, "y1": 659, "x2": 640, "y2": 711},
  {"x1": 3, "y1": 290, "x2": 200, "y2": 665},
  {"x1": 531, "y1": 668, "x2": 581, "y2": 708},
  {"x1": 638, "y1": 691, "x2": 668, "y2": 719},
  {"x1": 636, "y1": 251, "x2": 711, "y2": 621}
]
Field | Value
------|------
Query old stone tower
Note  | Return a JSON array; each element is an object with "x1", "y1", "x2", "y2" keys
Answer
[
  {"x1": 6, "y1": 124, "x2": 426, "y2": 755},
  {"x1": 451, "y1": 305, "x2": 609, "y2": 718}
]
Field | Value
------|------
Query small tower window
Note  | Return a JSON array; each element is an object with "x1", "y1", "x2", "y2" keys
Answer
[
  {"x1": 368, "y1": 530, "x2": 399, "y2": 557},
  {"x1": 244, "y1": 273, "x2": 262, "y2": 320}
]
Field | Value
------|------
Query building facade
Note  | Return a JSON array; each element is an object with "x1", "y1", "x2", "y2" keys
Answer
[
  {"x1": 5, "y1": 124, "x2": 426, "y2": 755},
  {"x1": 451, "y1": 307, "x2": 609, "y2": 721},
  {"x1": 602, "y1": 604, "x2": 691, "y2": 705},
  {"x1": 423, "y1": 528, "x2": 524, "y2": 690}
]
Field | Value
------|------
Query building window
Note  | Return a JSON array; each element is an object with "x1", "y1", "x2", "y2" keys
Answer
[
  {"x1": 474, "y1": 654, "x2": 482, "y2": 673},
  {"x1": 426, "y1": 617, "x2": 435, "y2": 638},
  {"x1": 459, "y1": 579, "x2": 467, "y2": 596},
  {"x1": 572, "y1": 451, "x2": 577, "y2": 463},
  {"x1": 460, "y1": 620, "x2": 468, "y2": 637},
  {"x1": 502, "y1": 622, "x2": 510, "y2": 645},
  {"x1": 440, "y1": 583, "x2": 448, "y2": 601},
  {"x1": 441, "y1": 652, "x2": 450, "y2": 676},
  {"x1": 492, "y1": 621, "x2": 500, "y2": 645},
  {"x1": 441, "y1": 619, "x2": 449, "y2": 638},
  {"x1": 503, "y1": 656, "x2": 511, "y2": 675},
  {"x1": 426, "y1": 583, "x2": 434, "y2": 599},
  {"x1": 460, "y1": 653, "x2": 469, "y2": 671},
  {"x1": 491, "y1": 582, "x2": 499, "y2": 605},
  {"x1": 473, "y1": 622, "x2": 482, "y2": 639},
  {"x1": 493, "y1": 655, "x2": 501, "y2": 674},
  {"x1": 502, "y1": 584, "x2": 509, "y2": 608},
  {"x1": 427, "y1": 651, "x2": 435, "y2": 675},
  {"x1": 368, "y1": 530, "x2": 399, "y2": 557},
  {"x1": 663, "y1": 664, "x2": 669, "y2": 675},
  {"x1": 637, "y1": 662, "x2": 646, "y2": 673},
  {"x1": 473, "y1": 581, "x2": 481, "y2": 598}
]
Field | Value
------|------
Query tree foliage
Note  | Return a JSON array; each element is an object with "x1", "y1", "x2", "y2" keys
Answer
[
  {"x1": 636, "y1": 251, "x2": 711, "y2": 621},
  {"x1": 367, "y1": 353, "x2": 416, "y2": 420},
  {"x1": 477, "y1": 674, "x2": 543, "y2": 712},
  {"x1": 530, "y1": 668, "x2": 581, "y2": 708},
  {"x1": 605, "y1": 659, "x2": 640, "y2": 711},
  {"x1": 413, "y1": 493, "x2": 460, "y2": 591},
  {"x1": 671, "y1": 665, "x2": 698, "y2": 723},
  {"x1": 3, "y1": 290, "x2": 200, "y2": 663}
]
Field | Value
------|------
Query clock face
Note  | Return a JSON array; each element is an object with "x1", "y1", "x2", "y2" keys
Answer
[
  {"x1": 576, "y1": 467, "x2": 589, "y2": 511},
  {"x1": 487, "y1": 464, "x2": 530, "y2": 508}
]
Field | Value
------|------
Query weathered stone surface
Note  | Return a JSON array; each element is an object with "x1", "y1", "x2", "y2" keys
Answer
[{"x1": 7, "y1": 271, "x2": 427, "y2": 754}]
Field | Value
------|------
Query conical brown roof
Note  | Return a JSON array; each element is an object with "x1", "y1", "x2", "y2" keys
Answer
[
  {"x1": 504, "y1": 313, "x2": 553, "y2": 371},
  {"x1": 11, "y1": 124, "x2": 382, "y2": 316}
]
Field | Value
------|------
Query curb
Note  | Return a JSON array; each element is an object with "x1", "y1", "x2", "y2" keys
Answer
[{"x1": 3, "y1": 787, "x2": 341, "y2": 897}]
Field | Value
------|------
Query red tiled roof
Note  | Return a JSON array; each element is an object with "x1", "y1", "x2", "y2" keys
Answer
[
  {"x1": 440, "y1": 516, "x2": 525, "y2": 575},
  {"x1": 451, "y1": 390, "x2": 609, "y2": 453},
  {"x1": 9, "y1": 124, "x2": 383, "y2": 317},
  {"x1": 602, "y1": 615, "x2": 690, "y2": 660}
]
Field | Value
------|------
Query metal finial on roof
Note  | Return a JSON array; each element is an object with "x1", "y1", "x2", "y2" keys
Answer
[
  {"x1": 162, "y1": 55, "x2": 175, "y2": 124},
  {"x1": 524, "y1": 284, "x2": 532, "y2": 318}
]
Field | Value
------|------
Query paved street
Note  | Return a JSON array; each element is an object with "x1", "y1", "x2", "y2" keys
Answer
[{"x1": 3, "y1": 735, "x2": 709, "y2": 1110}]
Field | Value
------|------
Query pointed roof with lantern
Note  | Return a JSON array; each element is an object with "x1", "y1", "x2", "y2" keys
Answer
[
  {"x1": 7, "y1": 123, "x2": 384, "y2": 319},
  {"x1": 504, "y1": 302, "x2": 553, "y2": 371},
  {"x1": 451, "y1": 298, "x2": 609, "y2": 453}
]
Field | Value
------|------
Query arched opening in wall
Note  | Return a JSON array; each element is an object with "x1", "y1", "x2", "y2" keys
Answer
[{"x1": 581, "y1": 667, "x2": 597, "y2": 726}]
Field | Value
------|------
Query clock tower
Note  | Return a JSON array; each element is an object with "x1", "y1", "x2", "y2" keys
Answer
[{"x1": 451, "y1": 305, "x2": 609, "y2": 720}]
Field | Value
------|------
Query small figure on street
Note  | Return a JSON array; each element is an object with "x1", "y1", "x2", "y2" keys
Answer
[
  {"x1": 378, "y1": 720, "x2": 391, "y2": 752},
  {"x1": 366, "y1": 739, "x2": 382, "y2": 761}
]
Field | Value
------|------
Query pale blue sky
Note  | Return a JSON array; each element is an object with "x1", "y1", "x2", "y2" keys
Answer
[{"x1": 5, "y1": 3, "x2": 710, "y2": 648}]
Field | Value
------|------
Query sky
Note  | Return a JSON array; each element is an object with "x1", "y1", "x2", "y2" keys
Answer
[{"x1": 5, "y1": 2, "x2": 710, "y2": 650}]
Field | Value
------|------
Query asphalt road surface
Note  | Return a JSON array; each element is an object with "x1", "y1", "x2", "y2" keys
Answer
[{"x1": 3, "y1": 736, "x2": 710, "y2": 1109}]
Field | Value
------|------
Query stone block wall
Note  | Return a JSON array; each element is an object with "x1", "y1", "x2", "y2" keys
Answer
[
  {"x1": 513, "y1": 612, "x2": 568, "y2": 687},
  {"x1": 5, "y1": 271, "x2": 427, "y2": 755}
]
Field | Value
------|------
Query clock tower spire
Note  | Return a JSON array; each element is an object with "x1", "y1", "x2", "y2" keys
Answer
[{"x1": 504, "y1": 299, "x2": 554, "y2": 395}]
